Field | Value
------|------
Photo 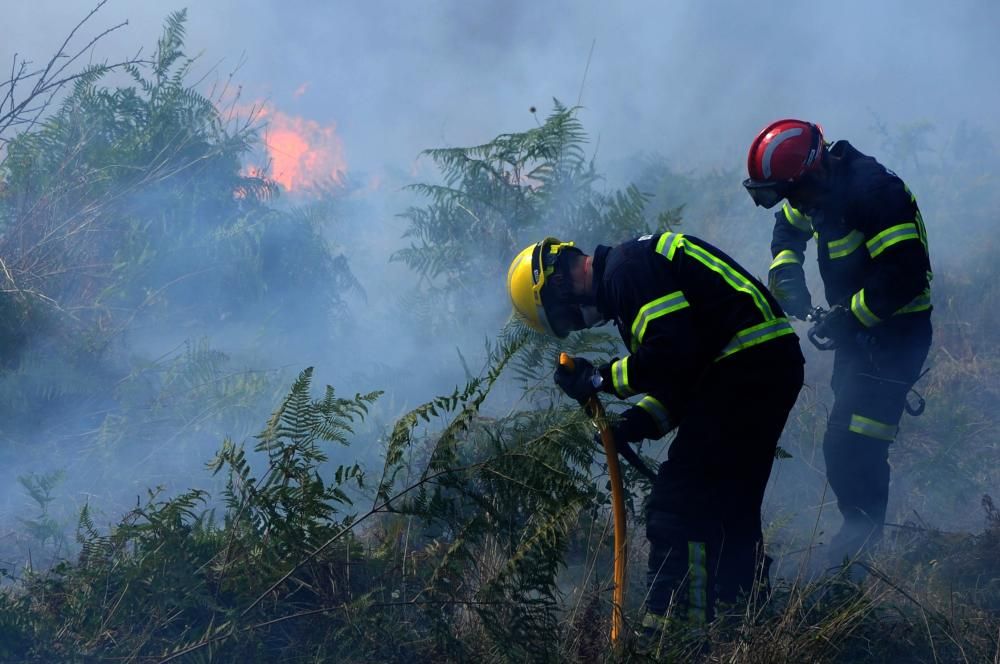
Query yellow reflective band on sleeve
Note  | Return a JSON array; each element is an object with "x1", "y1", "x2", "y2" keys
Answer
[
  {"x1": 630, "y1": 291, "x2": 690, "y2": 352},
  {"x1": 828, "y1": 230, "x2": 865, "y2": 259},
  {"x1": 637, "y1": 395, "x2": 672, "y2": 436},
  {"x1": 903, "y1": 185, "x2": 931, "y2": 253},
  {"x1": 866, "y1": 223, "x2": 920, "y2": 259},
  {"x1": 895, "y1": 289, "x2": 932, "y2": 315},
  {"x1": 914, "y1": 210, "x2": 930, "y2": 254},
  {"x1": 682, "y1": 240, "x2": 777, "y2": 320},
  {"x1": 782, "y1": 202, "x2": 812, "y2": 232},
  {"x1": 850, "y1": 289, "x2": 881, "y2": 328},
  {"x1": 655, "y1": 232, "x2": 686, "y2": 261},
  {"x1": 849, "y1": 414, "x2": 897, "y2": 441},
  {"x1": 688, "y1": 541, "x2": 708, "y2": 624},
  {"x1": 611, "y1": 357, "x2": 636, "y2": 397},
  {"x1": 769, "y1": 249, "x2": 802, "y2": 270},
  {"x1": 716, "y1": 317, "x2": 795, "y2": 360}
]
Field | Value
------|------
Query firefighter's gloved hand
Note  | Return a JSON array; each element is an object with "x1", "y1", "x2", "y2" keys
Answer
[
  {"x1": 813, "y1": 305, "x2": 864, "y2": 344},
  {"x1": 769, "y1": 271, "x2": 812, "y2": 320},
  {"x1": 608, "y1": 410, "x2": 653, "y2": 444},
  {"x1": 554, "y1": 356, "x2": 601, "y2": 405},
  {"x1": 593, "y1": 416, "x2": 658, "y2": 481}
]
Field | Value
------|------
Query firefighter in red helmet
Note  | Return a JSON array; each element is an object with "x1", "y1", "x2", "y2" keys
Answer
[{"x1": 744, "y1": 119, "x2": 933, "y2": 565}]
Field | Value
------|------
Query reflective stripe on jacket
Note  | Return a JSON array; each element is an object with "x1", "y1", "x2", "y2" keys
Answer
[
  {"x1": 768, "y1": 141, "x2": 932, "y2": 327},
  {"x1": 596, "y1": 233, "x2": 797, "y2": 408}
]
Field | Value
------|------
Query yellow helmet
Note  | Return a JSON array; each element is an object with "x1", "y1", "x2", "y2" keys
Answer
[{"x1": 506, "y1": 237, "x2": 578, "y2": 337}]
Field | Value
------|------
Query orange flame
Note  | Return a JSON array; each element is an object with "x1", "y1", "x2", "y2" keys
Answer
[{"x1": 236, "y1": 101, "x2": 347, "y2": 194}]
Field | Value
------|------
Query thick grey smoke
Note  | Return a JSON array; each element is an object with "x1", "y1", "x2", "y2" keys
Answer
[
  {"x1": 2, "y1": 0, "x2": 998, "y2": 574},
  {"x1": 7, "y1": 1, "x2": 998, "y2": 173}
]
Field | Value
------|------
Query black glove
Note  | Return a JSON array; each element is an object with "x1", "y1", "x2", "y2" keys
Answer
[
  {"x1": 812, "y1": 304, "x2": 865, "y2": 345},
  {"x1": 554, "y1": 356, "x2": 601, "y2": 405},
  {"x1": 768, "y1": 270, "x2": 812, "y2": 320}
]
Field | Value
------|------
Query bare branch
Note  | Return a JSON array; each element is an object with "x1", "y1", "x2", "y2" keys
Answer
[
  {"x1": 0, "y1": 2, "x2": 147, "y2": 141},
  {"x1": 30, "y1": 0, "x2": 111, "y2": 98}
]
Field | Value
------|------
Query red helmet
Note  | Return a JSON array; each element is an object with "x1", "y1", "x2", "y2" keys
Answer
[{"x1": 743, "y1": 119, "x2": 825, "y2": 208}]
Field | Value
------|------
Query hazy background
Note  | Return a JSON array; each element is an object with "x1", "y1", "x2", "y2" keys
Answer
[
  {"x1": 2, "y1": 0, "x2": 998, "y2": 576},
  {"x1": 8, "y1": 1, "x2": 999, "y2": 175}
]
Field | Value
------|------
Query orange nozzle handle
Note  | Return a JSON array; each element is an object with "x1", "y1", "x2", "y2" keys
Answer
[{"x1": 559, "y1": 352, "x2": 574, "y2": 371}]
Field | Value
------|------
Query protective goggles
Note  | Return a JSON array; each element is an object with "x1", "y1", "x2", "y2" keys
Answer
[
  {"x1": 533, "y1": 239, "x2": 584, "y2": 338},
  {"x1": 744, "y1": 122, "x2": 823, "y2": 209},
  {"x1": 742, "y1": 178, "x2": 793, "y2": 209}
]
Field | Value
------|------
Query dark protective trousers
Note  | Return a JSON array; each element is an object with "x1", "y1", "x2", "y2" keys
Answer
[
  {"x1": 823, "y1": 314, "x2": 932, "y2": 564},
  {"x1": 644, "y1": 338, "x2": 804, "y2": 624}
]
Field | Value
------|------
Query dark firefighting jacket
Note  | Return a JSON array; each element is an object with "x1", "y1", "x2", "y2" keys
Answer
[
  {"x1": 593, "y1": 233, "x2": 797, "y2": 439},
  {"x1": 768, "y1": 141, "x2": 932, "y2": 326}
]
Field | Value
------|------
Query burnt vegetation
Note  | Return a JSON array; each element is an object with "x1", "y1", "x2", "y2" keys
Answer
[{"x1": 0, "y1": 8, "x2": 998, "y2": 663}]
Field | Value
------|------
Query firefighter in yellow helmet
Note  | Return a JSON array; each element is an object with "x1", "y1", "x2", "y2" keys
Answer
[
  {"x1": 507, "y1": 233, "x2": 804, "y2": 636},
  {"x1": 506, "y1": 238, "x2": 605, "y2": 339}
]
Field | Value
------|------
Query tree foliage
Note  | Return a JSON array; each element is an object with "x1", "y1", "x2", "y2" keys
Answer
[
  {"x1": 0, "y1": 9, "x2": 355, "y2": 362},
  {"x1": 0, "y1": 10, "x2": 359, "y2": 491},
  {"x1": 392, "y1": 102, "x2": 677, "y2": 340}
]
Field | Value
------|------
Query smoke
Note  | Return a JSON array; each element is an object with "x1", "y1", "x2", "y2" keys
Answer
[
  {"x1": 1, "y1": 0, "x2": 998, "y2": 578},
  {"x1": 11, "y1": 1, "x2": 999, "y2": 173}
]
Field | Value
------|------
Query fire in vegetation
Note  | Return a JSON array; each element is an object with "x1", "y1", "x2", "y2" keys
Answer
[{"x1": 242, "y1": 101, "x2": 348, "y2": 194}]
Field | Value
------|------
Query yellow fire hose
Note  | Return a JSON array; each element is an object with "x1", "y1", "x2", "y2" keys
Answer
[{"x1": 559, "y1": 352, "x2": 627, "y2": 644}]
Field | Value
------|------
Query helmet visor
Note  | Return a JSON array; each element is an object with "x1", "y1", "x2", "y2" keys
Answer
[
  {"x1": 544, "y1": 300, "x2": 583, "y2": 338},
  {"x1": 534, "y1": 239, "x2": 585, "y2": 338},
  {"x1": 743, "y1": 178, "x2": 788, "y2": 209}
]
